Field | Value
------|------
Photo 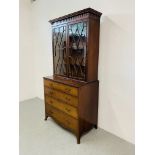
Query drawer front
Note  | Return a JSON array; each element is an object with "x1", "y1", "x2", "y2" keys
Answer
[
  {"x1": 46, "y1": 96, "x2": 78, "y2": 119},
  {"x1": 44, "y1": 79, "x2": 78, "y2": 96},
  {"x1": 46, "y1": 104, "x2": 78, "y2": 133},
  {"x1": 44, "y1": 87, "x2": 78, "y2": 107}
]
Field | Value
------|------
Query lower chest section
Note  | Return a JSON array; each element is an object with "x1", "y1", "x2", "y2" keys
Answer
[
  {"x1": 44, "y1": 79, "x2": 79, "y2": 133},
  {"x1": 43, "y1": 77, "x2": 99, "y2": 143}
]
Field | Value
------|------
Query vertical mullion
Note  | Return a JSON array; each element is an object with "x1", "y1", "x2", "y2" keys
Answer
[
  {"x1": 85, "y1": 20, "x2": 89, "y2": 81},
  {"x1": 52, "y1": 27, "x2": 55, "y2": 75},
  {"x1": 66, "y1": 24, "x2": 69, "y2": 78}
]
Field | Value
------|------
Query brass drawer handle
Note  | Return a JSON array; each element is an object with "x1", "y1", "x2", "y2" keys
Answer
[
  {"x1": 49, "y1": 100, "x2": 53, "y2": 104},
  {"x1": 65, "y1": 97, "x2": 71, "y2": 101},
  {"x1": 50, "y1": 83, "x2": 54, "y2": 87},
  {"x1": 65, "y1": 88, "x2": 71, "y2": 92},
  {"x1": 50, "y1": 91, "x2": 54, "y2": 95},
  {"x1": 65, "y1": 108, "x2": 71, "y2": 112},
  {"x1": 49, "y1": 110, "x2": 53, "y2": 114},
  {"x1": 66, "y1": 120, "x2": 70, "y2": 125}
]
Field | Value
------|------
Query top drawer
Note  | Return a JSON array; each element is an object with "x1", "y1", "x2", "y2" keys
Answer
[{"x1": 44, "y1": 79, "x2": 78, "y2": 96}]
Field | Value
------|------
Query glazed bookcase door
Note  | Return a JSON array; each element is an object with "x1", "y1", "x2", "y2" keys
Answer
[
  {"x1": 53, "y1": 25, "x2": 67, "y2": 77},
  {"x1": 68, "y1": 21, "x2": 87, "y2": 80}
]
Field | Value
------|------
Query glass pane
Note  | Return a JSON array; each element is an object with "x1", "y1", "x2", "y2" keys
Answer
[
  {"x1": 68, "y1": 22, "x2": 87, "y2": 80},
  {"x1": 53, "y1": 26, "x2": 67, "y2": 76}
]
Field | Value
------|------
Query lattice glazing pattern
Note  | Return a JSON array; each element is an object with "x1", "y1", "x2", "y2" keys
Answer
[
  {"x1": 53, "y1": 26, "x2": 67, "y2": 76},
  {"x1": 68, "y1": 22, "x2": 87, "y2": 80}
]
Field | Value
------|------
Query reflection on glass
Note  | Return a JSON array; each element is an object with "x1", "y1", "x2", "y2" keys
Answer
[{"x1": 68, "y1": 22, "x2": 87, "y2": 80}]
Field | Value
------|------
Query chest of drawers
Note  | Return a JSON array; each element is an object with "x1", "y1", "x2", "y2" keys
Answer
[{"x1": 44, "y1": 76, "x2": 99, "y2": 144}]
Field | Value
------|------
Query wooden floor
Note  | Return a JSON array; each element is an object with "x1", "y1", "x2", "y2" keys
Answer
[{"x1": 19, "y1": 98, "x2": 134, "y2": 155}]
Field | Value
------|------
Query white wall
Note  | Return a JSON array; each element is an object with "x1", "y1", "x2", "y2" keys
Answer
[
  {"x1": 19, "y1": 0, "x2": 36, "y2": 101},
  {"x1": 20, "y1": 0, "x2": 134, "y2": 143}
]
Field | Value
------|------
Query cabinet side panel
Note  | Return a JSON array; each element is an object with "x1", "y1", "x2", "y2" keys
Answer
[
  {"x1": 87, "y1": 18, "x2": 100, "y2": 81},
  {"x1": 79, "y1": 81, "x2": 99, "y2": 133}
]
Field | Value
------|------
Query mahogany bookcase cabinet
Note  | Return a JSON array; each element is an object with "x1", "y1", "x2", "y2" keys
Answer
[{"x1": 43, "y1": 8, "x2": 102, "y2": 144}]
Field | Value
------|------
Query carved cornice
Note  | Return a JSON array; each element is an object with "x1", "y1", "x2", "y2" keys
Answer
[{"x1": 49, "y1": 8, "x2": 102, "y2": 24}]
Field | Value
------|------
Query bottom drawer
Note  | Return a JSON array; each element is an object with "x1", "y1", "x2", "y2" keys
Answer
[{"x1": 46, "y1": 104, "x2": 78, "y2": 133}]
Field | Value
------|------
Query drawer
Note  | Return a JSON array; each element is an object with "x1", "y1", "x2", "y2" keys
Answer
[
  {"x1": 44, "y1": 79, "x2": 78, "y2": 96},
  {"x1": 46, "y1": 104, "x2": 78, "y2": 133},
  {"x1": 46, "y1": 96, "x2": 78, "y2": 119},
  {"x1": 44, "y1": 87, "x2": 78, "y2": 107}
]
